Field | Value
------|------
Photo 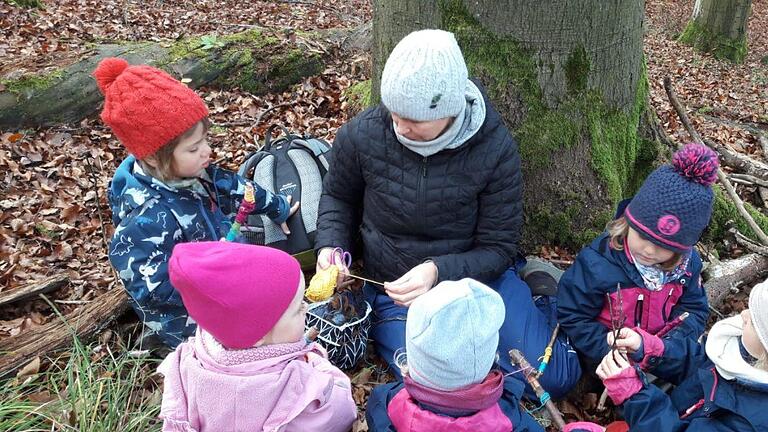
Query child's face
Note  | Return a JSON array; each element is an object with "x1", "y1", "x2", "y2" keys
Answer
[
  {"x1": 261, "y1": 274, "x2": 308, "y2": 345},
  {"x1": 626, "y1": 227, "x2": 675, "y2": 266},
  {"x1": 741, "y1": 308, "x2": 766, "y2": 359},
  {"x1": 172, "y1": 122, "x2": 212, "y2": 179},
  {"x1": 391, "y1": 112, "x2": 453, "y2": 142}
]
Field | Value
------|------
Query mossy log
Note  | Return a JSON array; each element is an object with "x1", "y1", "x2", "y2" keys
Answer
[{"x1": 0, "y1": 27, "x2": 362, "y2": 130}]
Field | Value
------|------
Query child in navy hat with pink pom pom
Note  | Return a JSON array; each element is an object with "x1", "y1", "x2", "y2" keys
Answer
[{"x1": 557, "y1": 143, "x2": 718, "y2": 374}]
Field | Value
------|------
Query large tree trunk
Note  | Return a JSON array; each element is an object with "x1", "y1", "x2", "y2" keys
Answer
[
  {"x1": 0, "y1": 27, "x2": 369, "y2": 130},
  {"x1": 678, "y1": 0, "x2": 752, "y2": 63},
  {"x1": 372, "y1": 0, "x2": 659, "y2": 249}
]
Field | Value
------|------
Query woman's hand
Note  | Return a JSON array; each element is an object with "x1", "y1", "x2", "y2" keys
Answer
[
  {"x1": 279, "y1": 195, "x2": 301, "y2": 235},
  {"x1": 607, "y1": 327, "x2": 643, "y2": 353},
  {"x1": 384, "y1": 261, "x2": 438, "y2": 307},
  {"x1": 315, "y1": 247, "x2": 350, "y2": 277}
]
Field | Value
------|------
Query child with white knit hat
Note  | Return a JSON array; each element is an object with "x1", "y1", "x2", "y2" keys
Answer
[{"x1": 365, "y1": 279, "x2": 547, "y2": 431}]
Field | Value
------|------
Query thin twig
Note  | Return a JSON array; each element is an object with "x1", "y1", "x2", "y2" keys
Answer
[
  {"x1": 731, "y1": 173, "x2": 768, "y2": 188},
  {"x1": 734, "y1": 230, "x2": 768, "y2": 256},
  {"x1": 663, "y1": 77, "x2": 768, "y2": 247}
]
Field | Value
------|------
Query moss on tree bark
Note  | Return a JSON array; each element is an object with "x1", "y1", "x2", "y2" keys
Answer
[
  {"x1": 678, "y1": 0, "x2": 751, "y2": 63},
  {"x1": 0, "y1": 28, "x2": 330, "y2": 129}
]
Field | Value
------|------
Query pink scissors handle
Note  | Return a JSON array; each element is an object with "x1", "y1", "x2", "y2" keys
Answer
[{"x1": 331, "y1": 247, "x2": 352, "y2": 268}]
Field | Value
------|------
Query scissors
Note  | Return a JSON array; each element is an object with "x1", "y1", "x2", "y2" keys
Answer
[
  {"x1": 326, "y1": 247, "x2": 385, "y2": 287},
  {"x1": 330, "y1": 247, "x2": 352, "y2": 269}
]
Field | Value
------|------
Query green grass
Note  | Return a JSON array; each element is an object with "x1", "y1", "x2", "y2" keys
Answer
[{"x1": 0, "y1": 336, "x2": 162, "y2": 431}]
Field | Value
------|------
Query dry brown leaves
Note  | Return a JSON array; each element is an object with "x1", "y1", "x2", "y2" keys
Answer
[
  {"x1": 1, "y1": 0, "x2": 371, "y2": 341},
  {"x1": 0, "y1": 0, "x2": 372, "y2": 78}
]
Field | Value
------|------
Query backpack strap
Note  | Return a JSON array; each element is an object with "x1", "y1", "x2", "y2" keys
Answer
[
  {"x1": 291, "y1": 137, "x2": 331, "y2": 175},
  {"x1": 238, "y1": 150, "x2": 271, "y2": 179},
  {"x1": 263, "y1": 124, "x2": 298, "y2": 150}
]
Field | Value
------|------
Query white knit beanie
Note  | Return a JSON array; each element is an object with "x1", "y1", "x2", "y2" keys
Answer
[
  {"x1": 380, "y1": 29, "x2": 468, "y2": 121},
  {"x1": 406, "y1": 278, "x2": 505, "y2": 391},
  {"x1": 749, "y1": 280, "x2": 768, "y2": 353}
]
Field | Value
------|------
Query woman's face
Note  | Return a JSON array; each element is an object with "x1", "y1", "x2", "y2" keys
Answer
[
  {"x1": 391, "y1": 112, "x2": 453, "y2": 142},
  {"x1": 741, "y1": 308, "x2": 766, "y2": 359}
]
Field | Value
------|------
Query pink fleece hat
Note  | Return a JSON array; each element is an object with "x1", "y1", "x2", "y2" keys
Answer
[{"x1": 169, "y1": 241, "x2": 302, "y2": 349}]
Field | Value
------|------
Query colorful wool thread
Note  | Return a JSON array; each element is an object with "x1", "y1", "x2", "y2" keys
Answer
[{"x1": 225, "y1": 183, "x2": 256, "y2": 241}]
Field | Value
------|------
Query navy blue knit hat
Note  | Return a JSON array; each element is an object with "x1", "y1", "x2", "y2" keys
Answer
[{"x1": 625, "y1": 143, "x2": 719, "y2": 253}]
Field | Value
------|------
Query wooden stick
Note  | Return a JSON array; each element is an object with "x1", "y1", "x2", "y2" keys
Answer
[
  {"x1": 342, "y1": 272, "x2": 385, "y2": 287},
  {"x1": 509, "y1": 349, "x2": 566, "y2": 430},
  {"x1": 663, "y1": 77, "x2": 768, "y2": 247}
]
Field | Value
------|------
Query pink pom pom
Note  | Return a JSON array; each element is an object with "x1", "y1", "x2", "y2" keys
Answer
[
  {"x1": 92, "y1": 57, "x2": 129, "y2": 95},
  {"x1": 672, "y1": 143, "x2": 719, "y2": 186}
]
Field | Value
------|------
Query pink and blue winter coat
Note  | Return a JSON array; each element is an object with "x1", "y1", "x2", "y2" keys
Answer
[
  {"x1": 108, "y1": 155, "x2": 289, "y2": 347},
  {"x1": 556, "y1": 231, "x2": 709, "y2": 366}
]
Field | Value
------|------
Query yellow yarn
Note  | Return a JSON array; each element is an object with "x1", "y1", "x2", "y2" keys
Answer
[{"x1": 306, "y1": 266, "x2": 339, "y2": 302}]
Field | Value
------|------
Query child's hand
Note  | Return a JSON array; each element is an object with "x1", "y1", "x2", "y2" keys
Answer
[
  {"x1": 596, "y1": 350, "x2": 643, "y2": 405},
  {"x1": 607, "y1": 327, "x2": 642, "y2": 353},
  {"x1": 279, "y1": 195, "x2": 301, "y2": 235},
  {"x1": 596, "y1": 349, "x2": 631, "y2": 380},
  {"x1": 384, "y1": 261, "x2": 437, "y2": 307}
]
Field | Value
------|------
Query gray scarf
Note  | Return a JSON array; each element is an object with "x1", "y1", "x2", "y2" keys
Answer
[{"x1": 394, "y1": 80, "x2": 486, "y2": 157}]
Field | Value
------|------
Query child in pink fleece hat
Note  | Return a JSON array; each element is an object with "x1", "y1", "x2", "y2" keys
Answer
[{"x1": 157, "y1": 241, "x2": 356, "y2": 432}]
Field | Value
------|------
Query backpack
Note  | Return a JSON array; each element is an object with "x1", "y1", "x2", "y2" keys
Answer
[{"x1": 238, "y1": 124, "x2": 331, "y2": 263}]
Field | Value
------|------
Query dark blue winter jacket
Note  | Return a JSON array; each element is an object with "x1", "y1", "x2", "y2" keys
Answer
[
  {"x1": 557, "y1": 230, "x2": 709, "y2": 365},
  {"x1": 365, "y1": 376, "x2": 544, "y2": 432},
  {"x1": 622, "y1": 336, "x2": 768, "y2": 431},
  {"x1": 108, "y1": 156, "x2": 288, "y2": 347}
]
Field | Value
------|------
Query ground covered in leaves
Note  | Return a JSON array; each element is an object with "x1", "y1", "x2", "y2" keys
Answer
[{"x1": 0, "y1": 0, "x2": 767, "y2": 430}]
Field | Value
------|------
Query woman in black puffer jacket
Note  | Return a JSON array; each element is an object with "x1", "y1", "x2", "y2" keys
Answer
[{"x1": 315, "y1": 29, "x2": 580, "y2": 400}]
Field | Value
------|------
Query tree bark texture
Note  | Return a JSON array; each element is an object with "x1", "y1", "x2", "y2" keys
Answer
[
  {"x1": 371, "y1": 0, "x2": 659, "y2": 249},
  {"x1": 0, "y1": 28, "x2": 342, "y2": 130},
  {"x1": 678, "y1": 0, "x2": 751, "y2": 63}
]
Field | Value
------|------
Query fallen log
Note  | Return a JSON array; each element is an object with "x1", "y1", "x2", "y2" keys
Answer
[
  {"x1": 703, "y1": 253, "x2": 768, "y2": 308},
  {"x1": 0, "y1": 25, "x2": 369, "y2": 129},
  {"x1": 0, "y1": 288, "x2": 129, "y2": 376},
  {"x1": 0, "y1": 275, "x2": 67, "y2": 307},
  {"x1": 705, "y1": 138, "x2": 768, "y2": 181}
]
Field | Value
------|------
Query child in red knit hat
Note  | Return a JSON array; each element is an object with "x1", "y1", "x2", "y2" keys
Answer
[
  {"x1": 93, "y1": 58, "x2": 298, "y2": 348},
  {"x1": 159, "y1": 241, "x2": 356, "y2": 431}
]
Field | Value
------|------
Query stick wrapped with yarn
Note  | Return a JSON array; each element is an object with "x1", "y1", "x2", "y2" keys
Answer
[{"x1": 224, "y1": 183, "x2": 256, "y2": 242}]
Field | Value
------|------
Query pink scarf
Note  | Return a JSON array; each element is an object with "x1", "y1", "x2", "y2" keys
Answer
[{"x1": 403, "y1": 370, "x2": 504, "y2": 416}]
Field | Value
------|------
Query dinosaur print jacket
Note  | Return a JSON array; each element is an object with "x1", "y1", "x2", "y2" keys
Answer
[{"x1": 108, "y1": 156, "x2": 289, "y2": 347}]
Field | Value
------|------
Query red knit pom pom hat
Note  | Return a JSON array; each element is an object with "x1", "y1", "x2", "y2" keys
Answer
[
  {"x1": 92, "y1": 58, "x2": 208, "y2": 160},
  {"x1": 169, "y1": 241, "x2": 302, "y2": 349}
]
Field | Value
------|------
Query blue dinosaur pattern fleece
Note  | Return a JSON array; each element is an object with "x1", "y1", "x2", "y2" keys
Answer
[{"x1": 108, "y1": 156, "x2": 289, "y2": 347}]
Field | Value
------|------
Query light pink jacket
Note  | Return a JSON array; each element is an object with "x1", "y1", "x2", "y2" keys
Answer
[{"x1": 157, "y1": 333, "x2": 356, "y2": 432}]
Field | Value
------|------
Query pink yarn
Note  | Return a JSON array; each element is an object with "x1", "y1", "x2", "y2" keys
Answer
[{"x1": 672, "y1": 143, "x2": 719, "y2": 186}]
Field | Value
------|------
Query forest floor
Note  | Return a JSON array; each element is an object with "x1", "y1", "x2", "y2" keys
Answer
[{"x1": 0, "y1": 0, "x2": 767, "y2": 430}]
